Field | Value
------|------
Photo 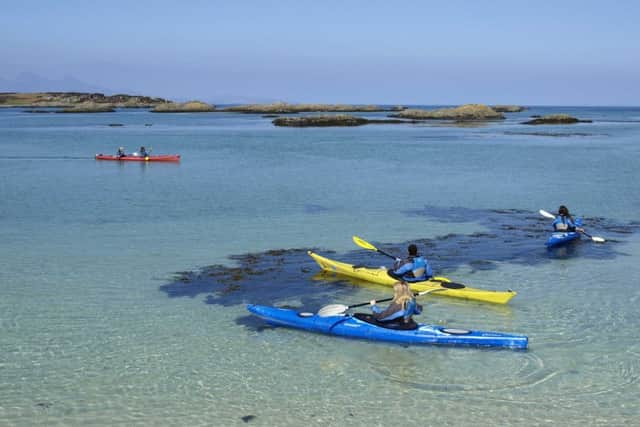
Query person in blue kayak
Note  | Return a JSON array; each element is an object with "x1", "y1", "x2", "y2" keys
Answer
[
  {"x1": 388, "y1": 243, "x2": 433, "y2": 282},
  {"x1": 369, "y1": 281, "x2": 422, "y2": 323},
  {"x1": 552, "y1": 205, "x2": 584, "y2": 232}
]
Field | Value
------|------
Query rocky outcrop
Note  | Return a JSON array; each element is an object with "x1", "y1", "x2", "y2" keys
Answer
[
  {"x1": 273, "y1": 115, "x2": 369, "y2": 127},
  {"x1": 224, "y1": 102, "x2": 388, "y2": 113},
  {"x1": 390, "y1": 104, "x2": 504, "y2": 121},
  {"x1": 0, "y1": 92, "x2": 168, "y2": 108},
  {"x1": 522, "y1": 114, "x2": 592, "y2": 125},
  {"x1": 56, "y1": 102, "x2": 115, "y2": 113},
  {"x1": 272, "y1": 115, "x2": 419, "y2": 127},
  {"x1": 491, "y1": 105, "x2": 526, "y2": 112},
  {"x1": 151, "y1": 101, "x2": 215, "y2": 113}
]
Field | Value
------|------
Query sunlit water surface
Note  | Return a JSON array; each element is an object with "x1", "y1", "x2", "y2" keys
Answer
[{"x1": 1, "y1": 107, "x2": 639, "y2": 426}]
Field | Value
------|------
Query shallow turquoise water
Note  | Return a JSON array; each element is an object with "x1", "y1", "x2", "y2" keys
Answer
[{"x1": 1, "y1": 107, "x2": 639, "y2": 426}]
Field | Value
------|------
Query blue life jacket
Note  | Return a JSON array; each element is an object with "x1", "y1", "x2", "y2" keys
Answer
[
  {"x1": 403, "y1": 299, "x2": 422, "y2": 321},
  {"x1": 371, "y1": 299, "x2": 423, "y2": 322},
  {"x1": 553, "y1": 215, "x2": 581, "y2": 232},
  {"x1": 392, "y1": 256, "x2": 433, "y2": 282}
]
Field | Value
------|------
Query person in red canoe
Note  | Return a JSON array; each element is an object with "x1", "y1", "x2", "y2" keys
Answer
[
  {"x1": 139, "y1": 146, "x2": 148, "y2": 157},
  {"x1": 117, "y1": 147, "x2": 126, "y2": 158}
]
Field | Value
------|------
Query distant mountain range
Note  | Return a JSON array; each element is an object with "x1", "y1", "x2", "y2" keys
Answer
[{"x1": 0, "y1": 72, "x2": 113, "y2": 94}]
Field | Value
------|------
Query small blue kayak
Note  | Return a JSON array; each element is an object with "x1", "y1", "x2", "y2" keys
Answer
[
  {"x1": 546, "y1": 231, "x2": 581, "y2": 248},
  {"x1": 247, "y1": 304, "x2": 528, "y2": 349}
]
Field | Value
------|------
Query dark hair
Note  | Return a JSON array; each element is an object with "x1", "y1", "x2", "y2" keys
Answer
[
  {"x1": 558, "y1": 205, "x2": 569, "y2": 216},
  {"x1": 408, "y1": 244, "x2": 418, "y2": 256}
]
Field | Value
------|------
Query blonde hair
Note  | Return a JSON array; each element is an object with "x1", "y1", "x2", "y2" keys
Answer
[{"x1": 393, "y1": 281, "x2": 414, "y2": 308}]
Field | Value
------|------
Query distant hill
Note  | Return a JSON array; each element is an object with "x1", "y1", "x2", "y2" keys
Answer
[
  {"x1": 0, "y1": 72, "x2": 111, "y2": 94},
  {"x1": 0, "y1": 92, "x2": 169, "y2": 108}
]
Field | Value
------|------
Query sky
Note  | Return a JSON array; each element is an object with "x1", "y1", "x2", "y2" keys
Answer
[{"x1": 1, "y1": 0, "x2": 639, "y2": 105}]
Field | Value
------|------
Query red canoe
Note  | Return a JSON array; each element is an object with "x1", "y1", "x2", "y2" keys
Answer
[{"x1": 95, "y1": 154, "x2": 181, "y2": 162}]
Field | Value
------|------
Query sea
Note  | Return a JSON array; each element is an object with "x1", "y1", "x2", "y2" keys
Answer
[{"x1": 0, "y1": 106, "x2": 638, "y2": 426}]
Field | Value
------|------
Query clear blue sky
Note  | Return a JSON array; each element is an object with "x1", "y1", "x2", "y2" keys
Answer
[{"x1": 2, "y1": 0, "x2": 638, "y2": 105}]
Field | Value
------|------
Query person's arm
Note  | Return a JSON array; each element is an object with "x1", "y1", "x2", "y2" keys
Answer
[
  {"x1": 414, "y1": 303, "x2": 423, "y2": 315},
  {"x1": 393, "y1": 261, "x2": 414, "y2": 276},
  {"x1": 369, "y1": 300, "x2": 382, "y2": 314},
  {"x1": 424, "y1": 260, "x2": 433, "y2": 278},
  {"x1": 371, "y1": 301, "x2": 404, "y2": 321}
]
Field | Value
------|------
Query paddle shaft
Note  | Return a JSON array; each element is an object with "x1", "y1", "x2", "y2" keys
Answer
[
  {"x1": 580, "y1": 230, "x2": 594, "y2": 239},
  {"x1": 376, "y1": 248, "x2": 397, "y2": 260},
  {"x1": 348, "y1": 288, "x2": 443, "y2": 310},
  {"x1": 352, "y1": 235, "x2": 398, "y2": 260},
  {"x1": 348, "y1": 297, "x2": 392, "y2": 309}
]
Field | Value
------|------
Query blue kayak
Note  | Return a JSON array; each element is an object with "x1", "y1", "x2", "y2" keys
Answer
[
  {"x1": 247, "y1": 304, "x2": 528, "y2": 349},
  {"x1": 546, "y1": 231, "x2": 581, "y2": 247}
]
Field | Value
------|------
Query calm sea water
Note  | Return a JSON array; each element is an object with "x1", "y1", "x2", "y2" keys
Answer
[{"x1": 1, "y1": 106, "x2": 639, "y2": 426}]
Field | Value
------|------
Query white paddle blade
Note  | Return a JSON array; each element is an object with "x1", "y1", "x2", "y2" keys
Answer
[
  {"x1": 539, "y1": 209, "x2": 556, "y2": 219},
  {"x1": 415, "y1": 288, "x2": 447, "y2": 296},
  {"x1": 591, "y1": 236, "x2": 606, "y2": 243},
  {"x1": 318, "y1": 304, "x2": 349, "y2": 317}
]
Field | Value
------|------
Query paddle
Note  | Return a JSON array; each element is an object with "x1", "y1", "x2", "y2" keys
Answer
[
  {"x1": 318, "y1": 288, "x2": 445, "y2": 317},
  {"x1": 352, "y1": 235, "x2": 398, "y2": 260},
  {"x1": 351, "y1": 235, "x2": 467, "y2": 289},
  {"x1": 539, "y1": 209, "x2": 605, "y2": 243}
]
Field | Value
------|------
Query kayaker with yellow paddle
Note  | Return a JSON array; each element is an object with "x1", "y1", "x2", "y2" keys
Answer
[{"x1": 388, "y1": 243, "x2": 433, "y2": 283}]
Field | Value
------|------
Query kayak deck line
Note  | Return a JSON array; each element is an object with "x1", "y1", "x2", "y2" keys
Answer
[{"x1": 308, "y1": 251, "x2": 516, "y2": 305}]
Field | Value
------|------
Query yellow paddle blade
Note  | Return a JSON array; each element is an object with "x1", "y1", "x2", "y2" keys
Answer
[{"x1": 352, "y1": 235, "x2": 378, "y2": 251}]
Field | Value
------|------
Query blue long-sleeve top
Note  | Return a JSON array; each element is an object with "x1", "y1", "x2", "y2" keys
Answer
[
  {"x1": 391, "y1": 256, "x2": 433, "y2": 282},
  {"x1": 371, "y1": 299, "x2": 422, "y2": 322},
  {"x1": 552, "y1": 215, "x2": 579, "y2": 231}
]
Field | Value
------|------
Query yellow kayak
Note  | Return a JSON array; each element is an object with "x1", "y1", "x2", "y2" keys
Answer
[{"x1": 308, "y1": 251, "x2": 516, "y2": 304}]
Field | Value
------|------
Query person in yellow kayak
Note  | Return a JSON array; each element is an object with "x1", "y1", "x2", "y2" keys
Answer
[
  {"x1": 552, "y1": 205, "x2": 584, "y2": 232},
  {"x1": 369, "y1": 281, "x2": 422, "y2": 323},
  {"x1": 389, "y1": 243, "x2": 433, "y2": 282}
]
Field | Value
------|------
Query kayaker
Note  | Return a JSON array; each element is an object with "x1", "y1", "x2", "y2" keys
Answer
[
  {"x1": 139, "y1": 146, "x2": 148, "y2": 157},
  {"x1": 552, "y1": 205, "x2": 584, "y2": 232},
  {"x1": 117, "y1": 147, "x2": 126, "y2": 158},
  {"x1": 388, "y1": 243, "x2": 433, "y2": 282},
  {"x1": 369, "y1": 281, "x2": 422, "y2": 323}
]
